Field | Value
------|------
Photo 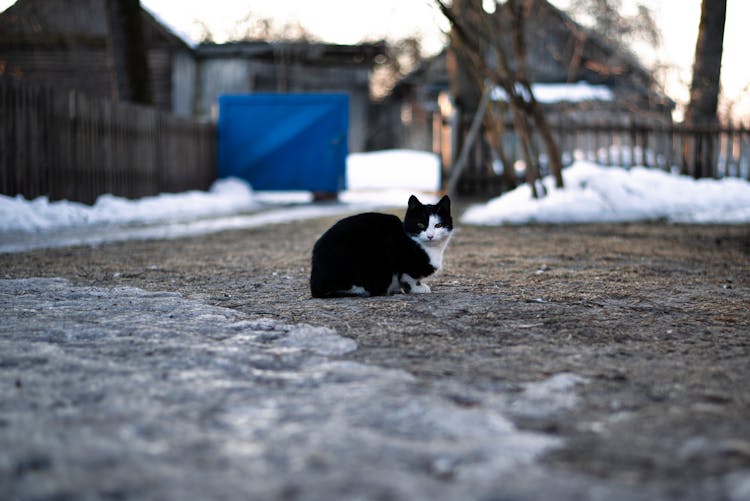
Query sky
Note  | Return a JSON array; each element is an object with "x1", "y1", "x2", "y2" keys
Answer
[
  {"x1": 0, "y1": 0, "x2": 747, "y2": 117},
  {"x1": 141, "y1": 0, "x2": 749, "y2": 120}
]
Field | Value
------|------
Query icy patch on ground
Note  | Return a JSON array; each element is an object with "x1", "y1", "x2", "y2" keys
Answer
[
  {"x1": 727, "y1": 471, "x2": 750, "y2": 501},
  {"x1": 510, "y1": 373, "x2": 589, "y2": 418},
  {"x1": 0, "y1": 278, "x2": 600, "y2": 500}
]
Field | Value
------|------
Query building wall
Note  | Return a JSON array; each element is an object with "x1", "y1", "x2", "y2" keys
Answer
[
  {"x1": 0, "y1": 46, "x2": 114, "y2": 97},
  {"x1": 1, "y1": 45, "x2": 181, "y2": 114},
  {"x1": 171, "y1": 50, "x2": 196, "y2": 117},
  {"x1": 195, "y1": 58, "x2": 251, "y2": 120},
  {"x1": 0, "y1": 0, "x2": 191, "y2": 113}
]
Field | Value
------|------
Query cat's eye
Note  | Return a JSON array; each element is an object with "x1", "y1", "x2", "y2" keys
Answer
[
  {"x1": 417, "y1": 223, "x2": 426, "y2": 230},
  {"x1": 435, "y1": 223, "x2": 443, "y2": 228}
]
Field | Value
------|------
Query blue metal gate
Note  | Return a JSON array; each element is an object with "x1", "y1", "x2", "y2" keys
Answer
[{"x1": 218, "y1": 93, "x2": 348, "y2": 193}]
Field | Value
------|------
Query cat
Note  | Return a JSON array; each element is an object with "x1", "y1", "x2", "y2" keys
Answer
[{"x1": 310, "y1": 195, "x2": 453, "y2": 298}]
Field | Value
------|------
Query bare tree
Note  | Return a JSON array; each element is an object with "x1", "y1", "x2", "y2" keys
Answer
[
  {"x1": 370, "y1": 37, "x2": 423, "y2": 100},
  {"x1": 564, "y1": 0, "x2": 662, "y2": 100},
  {"x1": 484, "y1": 100, "x2": 517, "y2": 190},
  {"x1": 195, "y1": 13, "x2": 318, "y2": 44},
  {"x1": 437, "y1": 0, "x2": 563, "y2": 199},
  {"x1": 105, "y1": 0, "x2": 154, "y2": 105},
  {"x1": 685, "y1": 0, "x2": 727, "y2": 178},
  {"x1": 566, "y1": 0, "x2": 660, "y2": 51}
]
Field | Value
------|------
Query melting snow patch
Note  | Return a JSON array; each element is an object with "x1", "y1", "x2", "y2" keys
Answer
[
  {"x1": 727, "y1": 471, "x2": 750, "y2": 501},
  {"x1": 511, "y1": 373, "x2": 589, "y2": 419},
  {"x1": 0, "y1": 278, "x2": 595, "y2": 498},
  {"x1": 272, "y1": 324, "x2": 357, "y2": 356},
  {"x1": 0, "y1": 177, "x2": 259, "y2": 233}
]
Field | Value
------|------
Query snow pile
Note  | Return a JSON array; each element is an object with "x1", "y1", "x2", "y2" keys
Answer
[
  {"x1": 3, "y1": 153, "x2": 750, "y2": 250},
  {"x1": 0, "y1": 178, "x2": 259, "y2": 233},
  {"x1": 461, "y1": 162, "x2": 750, "y2": 225},
  {"x1": 347, "y1": 149, "x2": 441, "y2": 191},
  {"x1": 1, "y1": 150, "x2": 439, "y2": 235}
]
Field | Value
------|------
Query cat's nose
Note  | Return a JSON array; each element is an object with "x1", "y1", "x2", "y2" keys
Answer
[{"x1": 427, "y1": 235, "x2": 434, "y2": 240}]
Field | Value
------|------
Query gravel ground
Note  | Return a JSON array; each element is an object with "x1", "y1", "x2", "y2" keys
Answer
[{"x1": 1, "y1": 211, "x2": 749, "y2": 500}]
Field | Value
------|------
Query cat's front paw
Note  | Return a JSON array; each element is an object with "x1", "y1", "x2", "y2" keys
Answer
[
  {"x1": 400, "y1": 274, "x2": 431, "y2": 294},
  {"x1": 410, "y1": 282, "x2": 431, "y2": 293}
]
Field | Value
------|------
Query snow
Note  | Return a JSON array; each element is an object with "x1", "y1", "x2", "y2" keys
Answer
[
  {"x1": 510, "y1": 373, "x2": 589, "y2": 419},
  {"x1": 491, "y1": 81, "x2": 614, "y2": 104},
  {"x1": 347, "y1": 149, "x2": 441, "y2": 192},
  {"x1": 1, "y1": 150, "x2": 442, "y2": 234},
  {"x1": 462, "y1": 162, "x2": 750, "y2": 225},
  {"x1": 0, "y1": 177, "x2": 261, "y2": 233},
  {"x1": 0, "y1": 150, "x2": 441, "y2": 253},
  {"x1": 2, "y1": 151, "x2": 750, "y2": 253},
  {"x1": 2, "y1": 276, "x2": 581, "y2": 496}
]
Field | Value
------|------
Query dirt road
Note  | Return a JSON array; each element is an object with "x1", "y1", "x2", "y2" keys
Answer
[{"x1": 2, "y1": 215, "x2": 749, "y2": 499}]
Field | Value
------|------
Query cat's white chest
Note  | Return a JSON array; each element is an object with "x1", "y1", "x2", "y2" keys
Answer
[{"x1": 421, "y1": 241, "x2": 447, "y2": 269}]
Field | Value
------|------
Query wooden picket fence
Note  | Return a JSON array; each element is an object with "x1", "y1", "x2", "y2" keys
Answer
[
  {"x1": 451, "y1": 115, "x2": 750, "y2": 197},
  {"x1": 0, "y1": 77, "x2": 216, "y2": 205}
]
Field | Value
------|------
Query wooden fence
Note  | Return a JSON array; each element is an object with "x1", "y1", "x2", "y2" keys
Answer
[
  {"x1": 451, "y1": 116, "x2": 750, "y2": 197},
  {"x1": 0, "y1": 77, "x2": 217, "y2": 205}
]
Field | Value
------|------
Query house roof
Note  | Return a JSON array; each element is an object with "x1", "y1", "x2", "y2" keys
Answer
[
  {"x1": 195, "y1": 40, "x2": 387, "y2": 67},
  {"x1": 523, "y1": 0, "x2": 652, "y2": 84},
  {"x1": 391, "y1": 0, "x2": 672, "y2": 110}
]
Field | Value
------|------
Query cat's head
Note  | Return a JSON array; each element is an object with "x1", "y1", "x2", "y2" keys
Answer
[{"x1": 404, "y1": 194, "x2": 453, "y2": 245}]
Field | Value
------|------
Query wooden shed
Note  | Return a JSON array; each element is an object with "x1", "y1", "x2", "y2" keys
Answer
[
  {"x1": 193, "y1": 41, "x2": 385, "y2": 152},
  {"x1": 372, "y1": 0, "x2": 674, "y2": 154},
  {"x1": 0, "y1": 0, "x2": 193, "y2": 113}
]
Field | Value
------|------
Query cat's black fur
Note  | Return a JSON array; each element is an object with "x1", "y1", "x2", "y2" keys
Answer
[{"x1": 310, "y1": 195, "x2": 453, "y2": 298}]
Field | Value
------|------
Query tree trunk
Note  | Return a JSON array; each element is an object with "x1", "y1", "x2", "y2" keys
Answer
[
  {"x1": 684, "y1": 0, "x2": 726, "y2": 178},
  {"x1": 105, "y1": 0, "x2": 154, "y2": 105},
  {"x1": 447, "y1": 0, "x2": 482, "y2": 113},
  {"x1": 506, "y1": 0, "x2": 564, "y2": 188},
  {"x1": 511, "y1": 103, "x2": 540, "y2": 199},
  {"x1": 528, "y1": 100, "x2": 564, "y2": 187},
  {"x1": 445, "y1": 0, "x2": 484, "y2": 182},
  {"x1": 485, "y1": 102, "x2": 517, "y2": 190}
]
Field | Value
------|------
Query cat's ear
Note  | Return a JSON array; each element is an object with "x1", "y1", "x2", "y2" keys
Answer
[
  {"x1": 408, "y1": 195, "x2": 422, "y2": 210},
  {"x1": 438, "y1": 195, "x2": 451, "y2": 211}
]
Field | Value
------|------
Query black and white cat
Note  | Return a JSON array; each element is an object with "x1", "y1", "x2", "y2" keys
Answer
[{"x1": 310, "y1": 195, "x2": 453, "y2": 298}]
